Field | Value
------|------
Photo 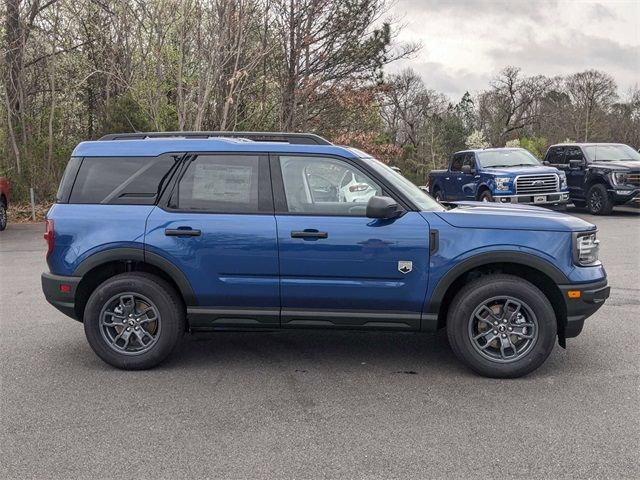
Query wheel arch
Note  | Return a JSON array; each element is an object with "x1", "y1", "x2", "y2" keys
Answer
[
  {"x1": 476, "y1": 184, "x2": 491, "y2": 200},
  {"x1": 73, "y1": 248, "x2": 195, "y2": 320},
  {"x1": 426, "y1": 252, "x2": 568, "y2": 341}
]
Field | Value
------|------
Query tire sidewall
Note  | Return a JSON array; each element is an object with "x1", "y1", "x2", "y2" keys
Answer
[
  {"x1": 587, "y1": 184, "x2": 612, "y2": 215},
  {"x1": 0, "y1": 202, "x2": 6, "y2": 231},
  {"x1": 447, "y1": 277, "x2": 557, "y2": 378},
  {"x1": 479, "y1": 191, "x2": 493, "y2": 202},
  {"x1": 84, "y1": 274, "x2": 183, "y2": 369}
]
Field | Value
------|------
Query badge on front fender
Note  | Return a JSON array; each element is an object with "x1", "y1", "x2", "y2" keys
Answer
[{"x1": 398, "y1": 261, "x2": 413, "y2": 274}]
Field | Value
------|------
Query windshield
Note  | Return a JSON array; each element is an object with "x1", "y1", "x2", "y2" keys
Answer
[
  {"x1": 476, "y1": 149, "x2": 540, "y2": 168},
  {"x1": 583, "y1": 144, "x2": 640, "y2": 162},
  {"x1": 364, "y1": 157, "x2": 444, "y2": 212}
]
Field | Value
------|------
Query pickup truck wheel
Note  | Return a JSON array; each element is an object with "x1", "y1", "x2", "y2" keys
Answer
[
  {"x1": 478, "y1": 190, "x2": 493, "y2": 202},
  {"x1": 586, "y1": 184, "x2": 613, "y2": 215},
  {"x1": 83, "y1": 272, "x2": 185, "y2": 370},
  {"x1": 0, "y1": 201, "x2": 6, "y2": 231},
  {"x1": 446, "y1": 274, "x2": 556, "y2": 378},
  {"x1": 433, "y1": 189, "x2": 443, "y2": 202}
]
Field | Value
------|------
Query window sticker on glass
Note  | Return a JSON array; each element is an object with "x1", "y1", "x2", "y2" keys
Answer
[{"x1": 191, "y1": 163, "x2": 253, "y2": 203}]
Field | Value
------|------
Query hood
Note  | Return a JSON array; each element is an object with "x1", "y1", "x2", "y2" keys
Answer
[
  {"x1": 588, "y1": 160, "x2": 640, "y2": 172},
  {"x1": 432, "y1": 202, "x2": 596, "y2": 232},
  {"x1": 481, "y1": 165, "x2": 560, "y2": 176}
]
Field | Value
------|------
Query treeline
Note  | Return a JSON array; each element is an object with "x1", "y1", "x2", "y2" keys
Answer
[{"x1": 2, "y1": 0, "x2": 639, "y2": 201}]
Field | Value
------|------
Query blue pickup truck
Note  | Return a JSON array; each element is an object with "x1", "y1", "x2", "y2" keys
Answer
[
  {"x1": 41, "y1": 132, "x2": 608, "y2": 378},
  {"x1": 428, "y1": 148, "x2": 570, "y2": 206}
]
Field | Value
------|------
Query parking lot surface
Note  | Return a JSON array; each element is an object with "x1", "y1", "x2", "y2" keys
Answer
[{"x1": 1, "y1": 207, "x2": 639, "y2": 479}]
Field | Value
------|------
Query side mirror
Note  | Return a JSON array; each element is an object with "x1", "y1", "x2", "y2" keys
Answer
[
  {"x1": 569, "y1": 159, "x2": 585, "y2": 170},
  {"x1": 461, "y1": 165, "x2": 475, "y2": 175},
  {"x1": 366, "y1": 196, "x2": 403, "y2": 219}
]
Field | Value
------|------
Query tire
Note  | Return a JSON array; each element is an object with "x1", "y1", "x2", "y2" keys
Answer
[
  {"x1": 586, "y1": 184, "x2": 613, "y2": 215},
  {"x1": 478, "y1": 190, "x2": 494, "y2": 202},
  {"x1": 0, "y1": 201, "x2": 6, "y2": 231},
  {"x1": 433, "y1": 189, "x2": 443, "y2": 202},
  {"x1": 446, "y1": 274, "x2": 557, "y2": 378},
  {"x1": 83, "y1": 272, "x2": 185, "y2": 370}
]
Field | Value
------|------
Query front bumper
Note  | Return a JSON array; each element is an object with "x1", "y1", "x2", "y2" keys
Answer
[
  {"x1": 494, "y1": 192, "x2": 570, "y2": 205},
  {"x1": 610, "y1": 187, "x2": 640, "y2": 205},
  {"x1": 559, "y1": 279, "x2": 610, "y2": 338},
  {"x1": 41, "y1": 272, "x2": 82, "y2": 321}
]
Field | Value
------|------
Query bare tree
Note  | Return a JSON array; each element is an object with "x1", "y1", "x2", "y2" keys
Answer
[
  {"x1": 565, "y1": 70, "x2": 617, "y2": 141},
  {"x1": 478, "y1": 66, "x2": 552, "y2": 146}
]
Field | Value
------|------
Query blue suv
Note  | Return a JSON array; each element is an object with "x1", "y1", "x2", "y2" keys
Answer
[{"x1": 42, "y1": 132, "x2": 610, "y2": 377}]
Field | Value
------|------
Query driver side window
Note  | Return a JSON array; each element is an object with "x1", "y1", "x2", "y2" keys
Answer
[
  {"x1": 279, "y1": 156, "x2": 382, "y2": 216},
  {"x1": 566, "y1": 147, "x2": 584, "y2": 162}
]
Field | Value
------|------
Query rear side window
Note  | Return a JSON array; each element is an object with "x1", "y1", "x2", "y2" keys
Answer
[
  {"x1": 56, "y1": 156, "x2": 82, "y2": 203},
  {"x1": 69, "y1": 156, "x2": 177, "y2": 204},
  {"x1": 174, "y1": 155, "x2": 266, "y2": 213}
]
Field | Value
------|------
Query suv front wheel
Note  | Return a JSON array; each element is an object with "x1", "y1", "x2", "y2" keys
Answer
[
  {"x1": 84, "y1": 272, "x2": 185, "y2": 369},
  {"x1": 446, "y1": 274, "x2": 557, "y2": 378}
]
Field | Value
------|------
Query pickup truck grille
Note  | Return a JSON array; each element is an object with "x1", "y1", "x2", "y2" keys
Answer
[
  {"x1": 627, "y1": 173, "x2": 640, "y2": 186},
  {"x1": 515, "y1": 174, "x2": 559, "y2": 194}
]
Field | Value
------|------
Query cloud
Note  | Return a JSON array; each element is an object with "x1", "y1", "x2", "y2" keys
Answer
[
  {"x1": 589, "y1": 3, "x2": 618, "y2": 21},
  {"x1": 488, "y1": 30, "x2": 639, "y2": 76},
  {"x1": 386, "y1": 0, "x2": 640, "y2": 98},
  {"x1": 397, "y1": 0, "x2": 558, "y2": 22},
  {"x1": 385, "y1": 60, "x2": 491, "y2": 99}
]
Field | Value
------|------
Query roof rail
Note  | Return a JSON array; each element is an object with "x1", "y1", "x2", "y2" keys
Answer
[{"x1": 98, "y1": 131, "x2": 332, "y2": 145}]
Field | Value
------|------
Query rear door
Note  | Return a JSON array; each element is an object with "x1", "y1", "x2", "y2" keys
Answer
[
  {"x1": 145, "y1": 153, "x2": 280, "y2": 328},
  {"x1": 272, "y1": 154, "x2": 430, "y2": 330}
]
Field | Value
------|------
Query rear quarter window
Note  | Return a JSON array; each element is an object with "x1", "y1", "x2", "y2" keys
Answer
[{"x1": 69, "y1": 156, "x2": 177, "y2": 204}]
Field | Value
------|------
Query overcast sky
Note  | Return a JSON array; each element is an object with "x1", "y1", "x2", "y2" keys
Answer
[{"x1": 385, "y1": 0, "x2": 640, "y2": 100}]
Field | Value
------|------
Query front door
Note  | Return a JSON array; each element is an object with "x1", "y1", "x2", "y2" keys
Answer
[
  {"x1": 446, "y1": 153, "x2": 466, "y2": 200},
  {"x1": 272, "y1": 154, "x2": 430, "y2": 330},
  {"x1": 565, "y1": 146, "x2": 588, "y2": 199},
  {"x1": 459, "y1": 153, "x2": 478, "y2": 200},
  {"x1": 145, "y1": 153, "x2": 279, "y2": 328}
]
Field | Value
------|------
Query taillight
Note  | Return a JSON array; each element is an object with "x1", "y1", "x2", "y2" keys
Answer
[{"x1": 44, "y1": 219, "x2": 54, "y2": 258}]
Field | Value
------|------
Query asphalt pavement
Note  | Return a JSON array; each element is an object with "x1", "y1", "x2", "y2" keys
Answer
[{"x1": 1, "y1": 207, "x2": 639, "y2": 479}]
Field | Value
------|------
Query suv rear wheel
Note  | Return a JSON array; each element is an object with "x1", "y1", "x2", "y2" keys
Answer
[
  {"x1": 84, "y1": 272, "x2": 184, "y2": 369},
  {"x1": 446, "y1": 274, "x2": 557, "y2": 378}
]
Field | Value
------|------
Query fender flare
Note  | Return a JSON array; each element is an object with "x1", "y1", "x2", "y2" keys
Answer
[
  {"x1": 425, "y1": 251, "x2": 568, "y2": 315},
  {"x1": 73, "y1": 247, "x2": 196, "y2": 305},
  {"x1": 475, "y1": 182, "x2": 492, "y2": 200}
]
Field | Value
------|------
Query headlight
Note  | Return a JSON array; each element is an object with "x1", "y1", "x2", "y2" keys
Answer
[
  {"x1": 559, "y1": 172, "x2": 567, "y2": 190},
  {"x1": 573, "y1": 232, "x2": 600, "y2": 265},
  {"x1": 611, "y1": 172, "x2": 628, "y2": 185},
  {"x1": 495, "y1": 177, "x2": 510, "y2": 191}
]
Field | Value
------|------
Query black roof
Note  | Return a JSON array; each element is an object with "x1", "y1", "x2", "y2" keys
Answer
[{"x1": 98, "y1": 131, "x2": 332, "y2": 145}]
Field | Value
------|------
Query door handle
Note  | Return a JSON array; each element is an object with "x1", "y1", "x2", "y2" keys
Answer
[
  {"x1": 445, "y1": 177, "x2": 450, "y2": 180},
  {"x1": 291, "y1": 230, "x2": 328, "y2": 239},
  {"x1": 165, "y1": 227, "x2": 201, "y2": 237}
]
